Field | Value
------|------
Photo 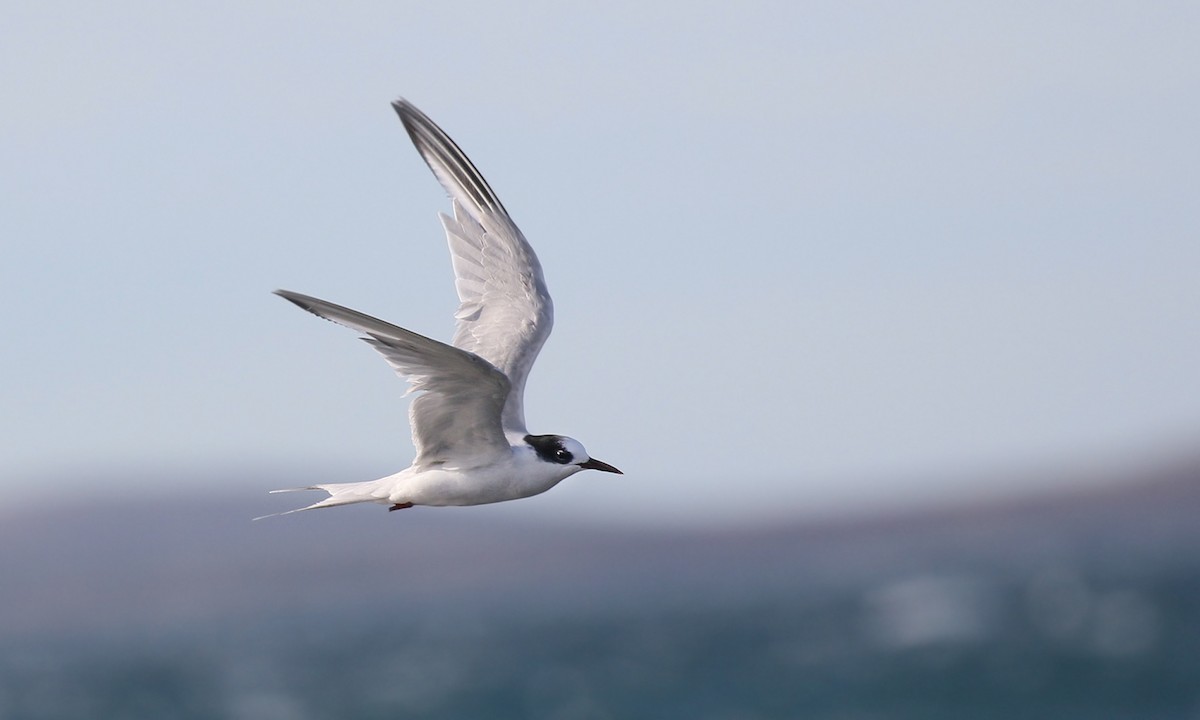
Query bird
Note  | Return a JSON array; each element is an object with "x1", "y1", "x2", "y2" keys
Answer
[{"x1": 262, "y1": 99, "x2": 621, "y2": 518}]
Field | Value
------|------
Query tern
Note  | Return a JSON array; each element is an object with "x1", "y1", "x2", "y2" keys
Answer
[{"x1": 265, "y1": 99, "x2": 621, "y2": 517}]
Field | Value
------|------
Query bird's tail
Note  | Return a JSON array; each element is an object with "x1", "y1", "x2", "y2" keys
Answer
[{"x1": 254, "y1": 479, "x2": 388, "y2": 520}]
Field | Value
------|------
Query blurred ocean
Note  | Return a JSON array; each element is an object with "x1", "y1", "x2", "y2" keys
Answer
[{"x1": 2, "y1": 460, "x2": 1198, "y2": 719}]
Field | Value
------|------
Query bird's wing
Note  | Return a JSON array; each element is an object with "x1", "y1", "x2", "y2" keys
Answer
[
  {"x1": 276, "y1": 290, "x2": 511, "y2": 469},
  {"x1": 392, "y1": 99, "x2": 553, "y2": 436}
]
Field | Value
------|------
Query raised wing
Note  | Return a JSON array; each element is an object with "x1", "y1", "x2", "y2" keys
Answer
[
  {"x1": 392, "y1": 99, "x2": 553, "y2": 435},
  {"x1": 275, "y1": 290, "x2": 511, "y2": 469}
]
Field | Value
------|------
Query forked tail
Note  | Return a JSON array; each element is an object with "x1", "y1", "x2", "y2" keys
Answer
[{"x1": 253, "y1": 480, "x2": 386, "y2": 520}]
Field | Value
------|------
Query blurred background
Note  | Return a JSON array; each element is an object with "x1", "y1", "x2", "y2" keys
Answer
[{"x1": 3, "y1": 2, "x2": 1199, "y2": 718}]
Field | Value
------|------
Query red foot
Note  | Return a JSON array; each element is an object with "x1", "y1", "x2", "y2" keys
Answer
[{"x1": 388, "y1": 502, "x2": 414, "y2": 512}]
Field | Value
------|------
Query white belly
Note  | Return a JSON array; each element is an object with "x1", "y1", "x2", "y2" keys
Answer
[{"x1": 386, "y1": 455, "x2": 580, "y2": 507}]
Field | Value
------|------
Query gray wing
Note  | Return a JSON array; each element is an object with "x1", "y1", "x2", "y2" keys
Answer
[
  {"x1": 275, "y1": 290, "x2": 511, "y2": 469},
  {"x1": 392, "y1": 99, "x2": 553, "y2": 436}
]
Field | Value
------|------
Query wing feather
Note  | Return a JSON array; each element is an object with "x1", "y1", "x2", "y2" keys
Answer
[
  {"x1": 275, "y1": 290, "x2": 510, "y2": 468},
  {"x1": 392, "y1": 99, "x2": 553, "y2": 435}
]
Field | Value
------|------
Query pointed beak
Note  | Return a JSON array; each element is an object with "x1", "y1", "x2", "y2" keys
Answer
[{"x1": 579, "y1": 458, "x2": 623, "y2": 474}]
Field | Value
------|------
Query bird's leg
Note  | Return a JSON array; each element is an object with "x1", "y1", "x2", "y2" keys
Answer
[{"x1": 388, "y1": 502, "x2": 414, "y2": 512}]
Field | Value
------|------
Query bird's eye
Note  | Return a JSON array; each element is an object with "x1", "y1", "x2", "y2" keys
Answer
[{"x1": 555, "y1": 449, "x2": 572, "y2": 463}]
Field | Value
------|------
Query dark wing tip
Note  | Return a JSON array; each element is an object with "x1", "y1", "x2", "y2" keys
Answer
[
  {"x1": 390, "y1": 97, "x2": 423, "y2": 144},
  {"x1": 273, "y1": 288, "x2": 313, "y2": 311},
  {"x1": 390, "y1": 97, "x2": 414, "y2": 116},
  {"x1": 387, "y1": 97, "x2": 508, "y2": 217},
  {"x1": 273, "y1": 289, "x2": 337, "y2": 326}
]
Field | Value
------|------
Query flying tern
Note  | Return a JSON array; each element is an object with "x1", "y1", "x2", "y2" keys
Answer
[{"x1": 265, "y1": 99, "x2": 621, "y2": 517}]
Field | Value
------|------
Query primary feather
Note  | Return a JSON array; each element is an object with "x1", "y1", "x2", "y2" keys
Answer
[
  {"x1": 392, "y1": 100, "x2": 553, "y2": 435},
  {"x1": 274, "y1": 290, "x2": 511, "y2": 468}
]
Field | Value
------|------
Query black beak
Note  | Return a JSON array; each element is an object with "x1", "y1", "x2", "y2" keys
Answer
[{"x1": 580, "y1": 458, "x2": 623, "y2": 474}]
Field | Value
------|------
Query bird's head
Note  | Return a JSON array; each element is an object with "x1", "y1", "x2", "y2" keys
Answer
[{"x1": 524, "y1": 434, "x2": 622, "y2": 475}]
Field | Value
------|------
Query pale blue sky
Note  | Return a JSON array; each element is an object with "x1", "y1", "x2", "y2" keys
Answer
[{"x1": 3, "y1": 2, "x2": 1199, "y2": 525}]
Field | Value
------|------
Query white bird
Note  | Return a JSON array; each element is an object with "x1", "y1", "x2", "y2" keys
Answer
[{"x1": 264, "y1": 99, "x2": 621, "y2": 517}]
